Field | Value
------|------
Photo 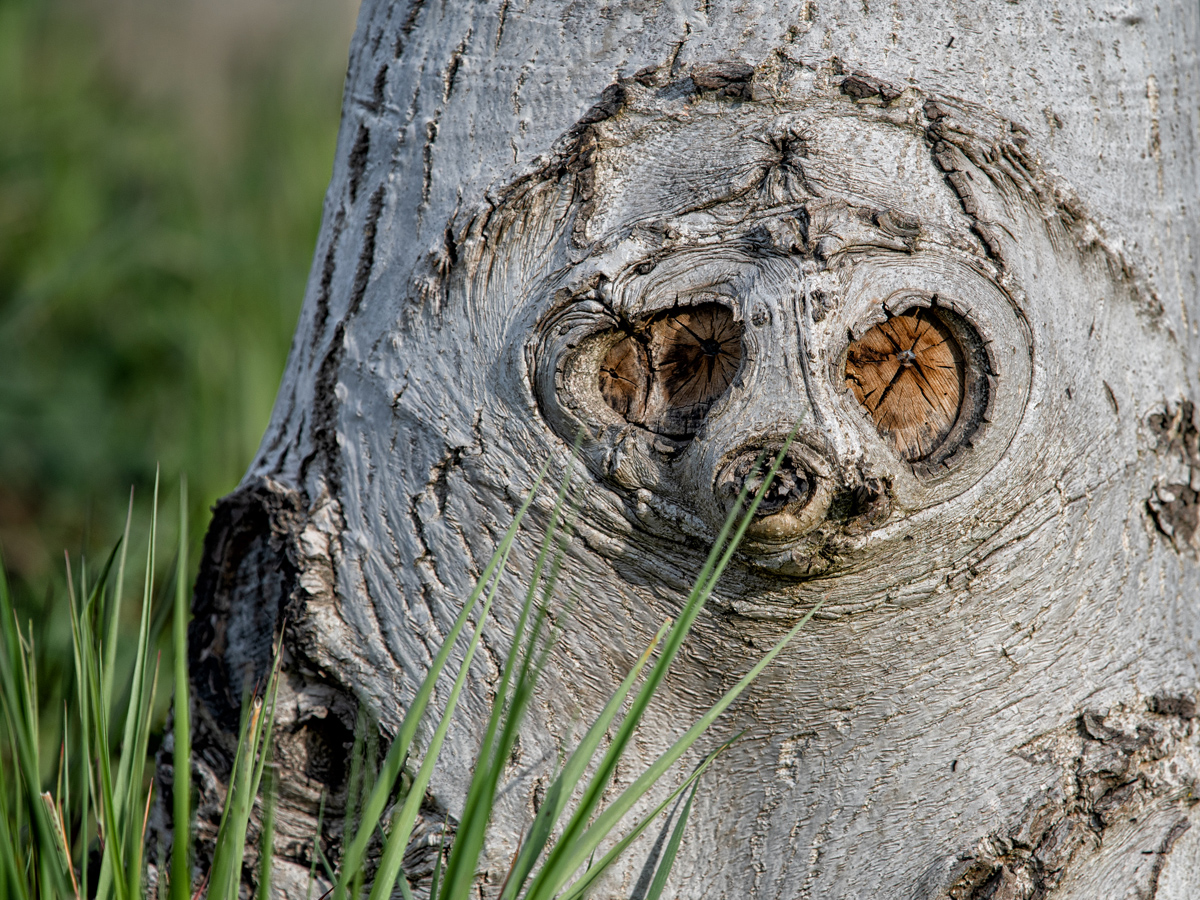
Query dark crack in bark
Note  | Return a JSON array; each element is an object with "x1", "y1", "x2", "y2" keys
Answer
[
  {"x1": 942, "y1": 704, "x2": 1198, "y2": 900},
  {"x1": 1147, "y1": 401, "x2": 1200, "y2": 552}
]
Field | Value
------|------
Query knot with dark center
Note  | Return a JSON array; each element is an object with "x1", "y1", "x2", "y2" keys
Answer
[{"x1": 720, "y1": 452, "x2": 815, "y2": 517}]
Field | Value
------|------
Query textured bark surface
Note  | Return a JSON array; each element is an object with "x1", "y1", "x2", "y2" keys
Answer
[{"x1": 159, "y1": 2, "x2": 1200, "y2": 897}]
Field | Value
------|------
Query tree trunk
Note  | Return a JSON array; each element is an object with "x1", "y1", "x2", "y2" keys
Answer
[{"x1": 167, "y1": 1, "x2": 1200, "y2": 897}]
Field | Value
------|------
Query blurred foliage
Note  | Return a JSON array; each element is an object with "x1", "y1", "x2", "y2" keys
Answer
[{"x1": 0, "y1": 0, "x2": 354, "y2": 596}]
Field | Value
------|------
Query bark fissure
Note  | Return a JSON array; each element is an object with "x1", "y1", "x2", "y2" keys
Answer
[
  {"x1": 943, "y1": 703, "x2": 1200, "y2": 900},
  {"x1": 1147, "y1": 401, "x2": 1200, "y2": 553}
]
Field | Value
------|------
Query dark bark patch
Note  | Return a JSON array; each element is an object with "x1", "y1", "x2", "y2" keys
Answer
[
  {"x1": 1149, "y1": 694, "x2": 1196, "y2": 719},
  {"x1": 189, "y1": 478, "x2": 304, "y2": 733},
  {"x1": 421, "y1": 119, "x2": 438, "y2": 208},
  {"x1": 1149, "y1": 401, "x2": 1200, "y2": 464},
  {"x1": 1148, "y1": 819, "x2": 1192, "y2": 898},
  {"x1": 1103, "y1": 381, "x2": 1119, "y2": 415},
  {"x1": 392, "y1": 0, "x2": 426, "y2": 58},
  {"x1": 304, "y1": 187, "x2": 385, "y2": 492},
  {"x1": 1148, "y1": 483, "x2": 1200, "y2": 548},
  {"x1": 840, "y1": 72, "x2": 903, "y2": 103},
  {"x1": 495, "y1": 0, "x2": 509, "y2": 49},
  {"x1": 301, "y1": 712, "x2": 354, "y2": 786},
  {"x1": 577, "y1": 82, "x2": 627, "y2": 125},
  {"x1": 350, "y1": 186, "x2": 386, "y2": 329},
  {"x1": 348, "y1": 124, "x2": 371, "y2": 204},
  {"x1": 1147, "y1": 401, "x2": 1200, "y2": 552},
  {"x1": 369, "y1": 62, "x2": 389, "y2": 114},
  {"x1": 690, "y1": 60, "x2": 754, "y2": 99},
  {"x1": 310, "y1": 209, "x2": 346, "y2": 352},
  {"x1": 946, "y1": 706, "x2": 1195, "y2": 900},
  {"x1": 442, "y1": 31, "x2": 470, "y2": 103},
  {"x1": 168, "y1": 476, "x2": 372, "y2": 893}
]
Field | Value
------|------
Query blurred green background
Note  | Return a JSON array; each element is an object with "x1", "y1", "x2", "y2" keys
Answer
[{"x1": 0, "y1": 0, "x2": 358, "y2": 601}]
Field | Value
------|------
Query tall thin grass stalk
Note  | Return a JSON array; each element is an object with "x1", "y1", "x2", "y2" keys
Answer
[
  {"x1": 170, "y1": 477, "x2": 191, "y2": 900},
  {"x1": 1, "y1": 477, "x2": 182, "y2": 900}
]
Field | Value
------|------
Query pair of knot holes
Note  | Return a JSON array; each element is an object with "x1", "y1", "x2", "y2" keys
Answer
[{"x1": 595, "y1": 300, "x2": 987, "y2": 467}]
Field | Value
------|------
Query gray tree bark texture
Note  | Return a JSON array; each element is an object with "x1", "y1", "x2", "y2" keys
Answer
[{"x1": 162, "y1": 1, "x2": 1200, "y2": 898}]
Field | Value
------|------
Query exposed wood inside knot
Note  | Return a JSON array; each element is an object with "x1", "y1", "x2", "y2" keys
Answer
[{"x1": 599, "y1": 303, "x2": 743, "y2": 440}]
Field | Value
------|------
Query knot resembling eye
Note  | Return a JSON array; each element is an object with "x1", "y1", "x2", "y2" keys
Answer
[
  {"x1": 599, "y1": 303, "x2": 743, "y2": 440},
  {"x1": 844, "y1": 305, "x2": 989, "y2": 468}
]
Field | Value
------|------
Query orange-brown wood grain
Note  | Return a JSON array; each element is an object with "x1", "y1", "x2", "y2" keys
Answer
[
  {"x1": 845, "y1": 309, "x2": 965, "y2": 460},
  {"x1": 599, "y1": 304, "x2": 742, "y2": 438},
  {"x1": 598, "y1": 333, "x2": 650, "y2": 420}
]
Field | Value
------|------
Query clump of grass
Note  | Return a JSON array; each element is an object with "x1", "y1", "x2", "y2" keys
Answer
[
  {"x1": 1, "y1": 434, "x2": 822, "y2": 899},
  {"x1": 1, "y1": 476, "x2": 162, "y2": 900}
]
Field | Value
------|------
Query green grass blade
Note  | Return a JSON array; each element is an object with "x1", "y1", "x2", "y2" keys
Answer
[
  {"x1": 366, "y1": 554, "x2": 513, "y2": 900},
  {"x1": 0, "y1": 793, "x2": 32, "y2": 900},
  {"x1": 255, "y1": 763, "x2": 277, "y2": 900},
  {"x1": 644, "y1": 779, "x2": 698, "y2": 900},
  {"x1": 125, "y1": 651, "x2": 162, "y2": 896},
  {"x1": 41, "y1": 792, "x2": 72, "y2": 890},
  {"x1": 556, "y1": 742, "x2": 727, "y2": 900},
  {"x1": 522, "y1": 436, "x2": 797, "y2": 900},
  {"x1": 74, "y1": 548, "x2": 131, "y2": 900},
  {"x1": 208, "y1": 607, "x2": 283, "y2": 898},
  {"x1": 69, "y1": 538, "x2": 124, "y2": 897},
  {"x1": 207, "y1": 697, "x2": 258, "y2": 898},
  {"x1": 102, "y1": 491, "x2": 134, "y2": 717},
  {"x1": 549, "y1": 597, "x2": 824, "y2": 896},
  {"x1": 238, "y1": 650, "x2": 284, "y2": 892},
  {"x1": 112, "y1": 557, "x2": 152, "y2": 807},
  {"x1": 94, "y1": 476, "x2": 156, "y2": 900},
  {"x1": 350, "y1": 721, "x2": 377, "y2": 900},
  {"x1": 0, "y1": 557, "x2": 63, "y2": 899},
  {"x1": 60, "y1": 705, "x2": 79, "y2": 899},
  {"x1": 440, "y1": 471, "x2": 575, "y2": 899},
  {"x1": 223, "y1": 706, "x2": 263, "y2": 895},
  {"x1": 208, "y1": 639, "x2": 282, "y2": 900},
  {"x1": 113, "y1": 523, "x2": 159, "y2": 895},
  {"x1": 499, "y1": 621, "x2": 670, "y2": 900},
  {"x1": 340, "y1": 712, "x2": 367, "y2": 878},
  {"x1": 334, "y1": 463, "x2": 549, "y2": 896},
  {"x1": 171, "y1": 475, "x2": 192, "y2": 900},
  {"x1": 65, "y1": 567, "x2": 93, "y2": 899}
]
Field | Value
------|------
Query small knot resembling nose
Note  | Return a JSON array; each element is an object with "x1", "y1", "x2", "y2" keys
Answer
[
  {"x1": 720, "y1": 451, "x2": 814, "y2": 516},
  {"x1": 713, "y1": 440, "x2": 834, "y2": 543}
]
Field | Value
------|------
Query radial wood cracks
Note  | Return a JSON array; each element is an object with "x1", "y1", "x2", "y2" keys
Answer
[
  {"x1": 845, "y1": 308, "x2": 967, "y2": 461},
  {"x1": 599, "y1": 303, "x2": 743, "y2": 439}
]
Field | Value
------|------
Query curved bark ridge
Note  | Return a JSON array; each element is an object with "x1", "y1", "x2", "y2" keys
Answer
[{"x1": 531, "y1": 66, "x2": 1051, "y2": 581}]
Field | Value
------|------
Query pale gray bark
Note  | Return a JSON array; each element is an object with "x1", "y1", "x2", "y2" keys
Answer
[{"x1": 172, "y1": 2, "x2": 1200, "y2": 898}]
